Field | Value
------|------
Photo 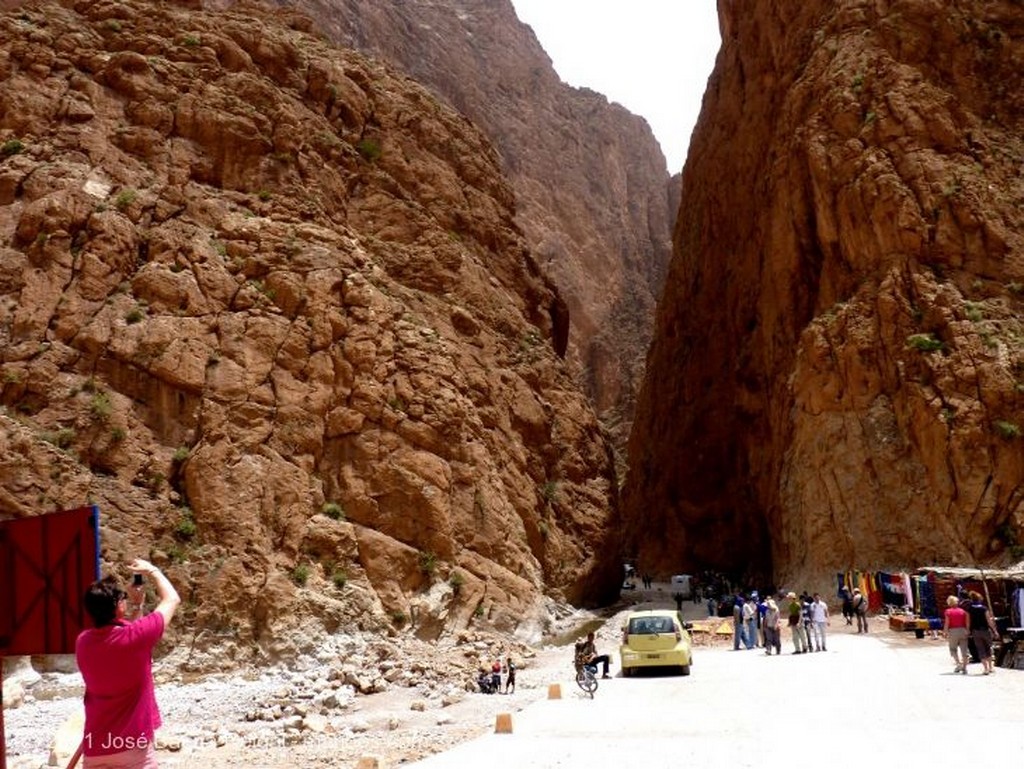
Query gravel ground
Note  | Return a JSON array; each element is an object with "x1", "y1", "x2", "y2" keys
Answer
[
  {"x1": 5, "y1": 671, "x2": 292, "y2": 766},
  {"x1": 4, "y1": 646, "x2": 594, "y2": 769},
  {"x1": 2, "y1": 605, "x2": 626, "y2": 769}
]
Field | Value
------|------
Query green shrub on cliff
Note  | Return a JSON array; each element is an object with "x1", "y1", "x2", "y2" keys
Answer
[
  {"x1": 994, "y1": 420, "x2": 1021, "y2": 439},
  {"x1": 907, "y1": 333, "x2": 943, "y2": 352},
  {"x1": 356, "y1": 137, "x2": 382, "y2": 161}
]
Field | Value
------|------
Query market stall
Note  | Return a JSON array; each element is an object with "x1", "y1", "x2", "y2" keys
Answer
[{"x1": 837, "y1": 565, "x2": 1024, "y2": 666}]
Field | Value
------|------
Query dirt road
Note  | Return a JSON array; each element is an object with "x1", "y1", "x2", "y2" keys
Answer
[{"x1": 409, "y1": 600, "x2": 1023, "y2": 768}]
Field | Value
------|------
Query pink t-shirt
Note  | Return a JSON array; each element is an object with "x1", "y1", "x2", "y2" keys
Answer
[
  {"x1": 75, "y1": 612, "x2": 165, "y2": 756},
  {"x1": 944, "y1": 606, "x2": 968, "y2": 630}
]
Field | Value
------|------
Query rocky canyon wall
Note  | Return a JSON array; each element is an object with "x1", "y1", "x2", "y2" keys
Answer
[
  {"x1": 626, "y1": 0, "x2": 1024, "y2": 590},
  {"x1": 0, "y1": 0, "x2": 621, "y2": 665},
  {"x1": 236, "y1": 0, "x2": 676, "y2": 456}
]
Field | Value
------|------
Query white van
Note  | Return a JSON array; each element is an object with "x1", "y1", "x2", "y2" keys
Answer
[{"x1": 670, "y1": 574, "x2": 692, "y2": 598}]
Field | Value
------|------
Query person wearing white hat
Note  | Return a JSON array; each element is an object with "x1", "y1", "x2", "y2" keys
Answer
[{"x1": 786, "y1": 592, "x2": 809, "y2": 653}]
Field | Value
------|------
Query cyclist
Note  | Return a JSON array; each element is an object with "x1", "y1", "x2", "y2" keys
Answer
[{"x1": 577, "y1": 631, "x2": 611, "y2": 678}]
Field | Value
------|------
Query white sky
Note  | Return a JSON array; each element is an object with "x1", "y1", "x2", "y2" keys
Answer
[{"x1": 509, "y1": 0, "x2": 721, "y2": 172}]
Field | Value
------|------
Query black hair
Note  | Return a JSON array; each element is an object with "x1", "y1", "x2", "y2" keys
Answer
[{"x1": 83, "y1": 575, "x2": 124, "y2": 627}]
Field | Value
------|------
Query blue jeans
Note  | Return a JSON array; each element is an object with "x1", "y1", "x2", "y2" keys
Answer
[
  {"x1": 733, "y1": 619, "x2": 743, "y2": 649},
  {"x1": 744, "y1": 619, "x2": 757, "y2": 648}
]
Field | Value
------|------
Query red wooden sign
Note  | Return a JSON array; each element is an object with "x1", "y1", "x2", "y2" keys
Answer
[{"x1": 0, "y1": 505, "x2": 100, "y2": 655}]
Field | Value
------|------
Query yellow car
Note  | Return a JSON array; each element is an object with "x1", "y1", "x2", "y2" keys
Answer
[{"x1": 619, "y1": 609, "x2": 693, "y2": 676}]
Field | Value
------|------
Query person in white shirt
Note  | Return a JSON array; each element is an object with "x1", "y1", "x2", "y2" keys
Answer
[
  {"x1": 809, "y1": 592, "x2": 830, "y2": 651},
  {"x1": 742, "y1": 597, "x2": 758, "y2": 649}
]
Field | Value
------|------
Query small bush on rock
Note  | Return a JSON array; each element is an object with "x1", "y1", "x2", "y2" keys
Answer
[
  {"x1": 907, "y1": 333, "x2": 943, "y2": 352},
  {"x1": 292, "y1": 563, "x2": 311, "y2": 586},
  {"x1": 994, "y1": 420, "x2": 1021, "y2": 439},
  {"x1": 419, "y1": 550, "x2": 437, "y2": 576},
  {"x1": 322, "y1": 501, "x2": 345, "y2": 520}
]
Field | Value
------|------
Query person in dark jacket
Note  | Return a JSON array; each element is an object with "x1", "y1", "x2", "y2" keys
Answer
[
  {"x1": 966, "y1": 591, "x2": 999, "y2": 675},
  {"x1": 841, "y1": 587, "x2": 854, "y2": 625}
]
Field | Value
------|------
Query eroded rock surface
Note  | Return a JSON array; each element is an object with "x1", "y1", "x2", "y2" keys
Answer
[
  {"x1": 235, "y1": 0, "x2": 676, "y2": 455},
  {"x1": 0, "y1": 0, "x2": 621, "y2": 663},
  {"x1": 627, "y1": 0, "x2": 1024, "y2": 587}
]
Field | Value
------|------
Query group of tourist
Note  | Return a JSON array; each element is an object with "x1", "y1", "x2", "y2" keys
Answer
[
  {"x1": 713, "y1": 582, "x2": 1003, "y2": 675},
  {"x1": 476, "y1": 656, "x2": 517, "y2": 694},
  {"x1": 723, "y1": 589, "x2": 833, "y2": 655},
  {"x1": 839, "y1": 585, "x2": 871, "y2": 632}
]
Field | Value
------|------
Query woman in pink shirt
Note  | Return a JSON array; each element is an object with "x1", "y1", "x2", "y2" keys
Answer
[
  {"x1": 942, "y1": 594, "x2": 970, "y2": 674},
  {"x1": 76, "y1": 559, "x2": 180, "y2": 768}
]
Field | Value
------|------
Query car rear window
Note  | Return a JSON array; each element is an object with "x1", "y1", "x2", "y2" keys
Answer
[{"x1": 628, "y1": 616, "x2": 676, "y2": 635}]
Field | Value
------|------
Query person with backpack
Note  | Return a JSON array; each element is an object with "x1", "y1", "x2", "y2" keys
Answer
[{"x1": 853, "y1": 588, "x2": 869, "y2": 633}]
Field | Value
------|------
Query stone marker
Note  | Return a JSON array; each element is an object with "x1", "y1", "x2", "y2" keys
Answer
[
  {"x1": 494, "y1": 712, "x2": 513, "y2": 733},
  {"x1": 547, "y1": 683, "x2": 561, "y2": 699}
]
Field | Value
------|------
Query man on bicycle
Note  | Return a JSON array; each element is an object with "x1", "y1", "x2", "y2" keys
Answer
[{"x1": 577, "y1": 631, "x2": 611, "y2": 678}]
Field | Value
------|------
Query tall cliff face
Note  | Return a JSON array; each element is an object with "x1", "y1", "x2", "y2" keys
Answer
[
  {"x1": 0, "y1": 0, "x2": 621, "y2": 662},
  {"x1": 238, "y1": 0, "x2": 675, "y2": 454},
  {"x1": 626, "y1": 0, "x2": 1024, "y2": 587}
]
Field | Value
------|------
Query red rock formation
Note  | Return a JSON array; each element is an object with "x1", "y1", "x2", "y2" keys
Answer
[
  {"x1": 0, "y1": 0, "x2": 621, "y2": 659},
  {"x1": 626, "y1": 0, "x2": 1024, "y2": 590},
  {"x1": 236, "y1": 0, "x2": 675, "y2": 456}
]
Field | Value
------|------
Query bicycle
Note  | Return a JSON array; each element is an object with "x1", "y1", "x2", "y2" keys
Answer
[
  {"x1": 575, "y1": 660, "x2": 599, "y2": 697},
  {"x1": 573, "y1": 641, "x2": 599, "y2": 697}
]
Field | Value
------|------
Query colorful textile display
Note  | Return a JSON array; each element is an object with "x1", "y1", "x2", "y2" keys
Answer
[
  {"x1": 842, "y1": 567, "x2": 1024, "y2": 624},
  {"x1": 878, "y1": 572, "x2": 908, "y2": 607}
]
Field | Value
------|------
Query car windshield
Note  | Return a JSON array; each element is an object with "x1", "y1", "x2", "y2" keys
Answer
[{"x1": 628, "y1": 616, "x2": 676, "y2": 635}]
